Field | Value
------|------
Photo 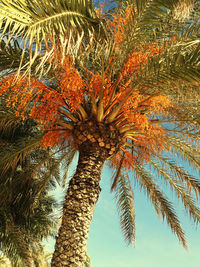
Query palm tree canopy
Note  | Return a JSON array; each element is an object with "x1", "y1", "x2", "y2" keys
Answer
[{"x1": 0, "y1": 0, "x2": 200, "y2": 252}]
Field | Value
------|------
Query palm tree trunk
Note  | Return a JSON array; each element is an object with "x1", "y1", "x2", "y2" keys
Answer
[{"x1": 51, "y1": 146, "x2": 107, "y2": 267}]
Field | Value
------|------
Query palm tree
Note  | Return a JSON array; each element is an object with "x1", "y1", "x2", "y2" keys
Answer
[
  {"x1": 0, "y1": 102, "x2": 61, "y2": 266},
  {"x1": 0, "y1": 0, "x2": 200, "y2": 266}
]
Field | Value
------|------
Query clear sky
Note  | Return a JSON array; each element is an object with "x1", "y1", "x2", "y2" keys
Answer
[{"x1": 50, "y1": 161, "x2": 200, "y2": 267}]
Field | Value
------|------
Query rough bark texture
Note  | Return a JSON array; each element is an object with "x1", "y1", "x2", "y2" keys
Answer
[{"x1": 51, "y1": 146, "x2": 107, "y2": 267}]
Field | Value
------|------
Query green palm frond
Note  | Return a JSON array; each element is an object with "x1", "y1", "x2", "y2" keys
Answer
[
  {"x1": 135, "y1": 0, "x2": 175, "y2": 16},
  {"x1": 0, "y1": 0, "x2": 102, "y2": 75},
  {"x1": 134, "y1": 163, "x2": 187, "y2": 248},
  {"x1": 114, "y1": 173, "x2": 135, "y2": 245},
  {"x1": 135, "y1": 0, "x2": 195, "y2": 19},
  {"x1": 23, "y1": 194, "x2": 58, "y2": 238},
  {"x1": 0, "y1": 166, "x2": 59, "y2": 266},
  {"x1": 0, "y1": 102, "x2": 45, "y2": 176},
  {"x1": 27, "y1": 158, "x2": 62, "y2": 214},
  {"x1": 154, "y1": 153, "x2": 200, "y2": 195},
  {"x1": 0, "y1": 39, "x2": 28, "y2": 74},
  {"x1": 165, "y1": 135, "x2": 200, "y2": 174},
  {"x1": 116, "y1": 0, "x2": 200, "y2": 24},
  {"x1": 60, "y1": 147, "x2": 77, "y2": 187},
  {"x1": 160, "y1": 102, "x2": 200, "y2": 129},
  {"x1": 0, "y1": 107, "x2": 21, "y2": 137},
  {"x1": 31, "y1": 245, "x2": 52, "y2": 267},
  {"x1": 0, "y1": 134, "x2": 42, "y2": 175},
  {"x1": 110, "y1": 0, "x2": 200, "y2": 85},
  {"x1": 137, "y1": 41, "x2": 200, "y2": 92},
  {"x1": 0, "y1": 203, "x2": 56, "y2": 266},
  {"x1": 151, "y1": 159, "x2": 200, "y2": 224},
  {"x1": 79, "y1": 20, "x2": 200, "y2": 101},
  {"x1": 166, "y1": 129, "x2": 200, "y2": 148},
  {"x1": 0, "y1": 218, "x2": 32, "y2": 267}
]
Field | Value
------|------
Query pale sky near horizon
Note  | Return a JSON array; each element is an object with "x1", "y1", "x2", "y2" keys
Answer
[{"x1": 50, "y1": 162, "x2": 200, "y2": 267}]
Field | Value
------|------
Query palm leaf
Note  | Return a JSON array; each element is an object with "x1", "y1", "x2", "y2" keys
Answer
[
  {"x1": 114, "y1": 173, "x2": 135, "y2": 245},
  {"x1": 109, "y1": 0, "x2": 200, "y2": 86},
  {"x1": 0, "y1": 39, "x2": 28, "y2": 74},
  {"x1": 0, "y1": 0, "x2": 102, "y2": 75},
  {"x1": 122, "y1": 0, "x2": 200, "y2": 25},
  {"x1": 134, "y1": 163, "x2": 187, "y2": 248},
  {"x1": 0, "y1": 134, "x2": 42, "y2": 174},
  {"x1": 60, "y1": 147, "x2": 77, "y2": 188},
  {"x1": 151, "y1": 159, "x2": 200, "y2": 224},
  {"x1": 165, "y1": 135, "x2": 200, "y2": 174},
  {"x1": 0, "y1": 217, "x2": 32, "y2": 267},
  {"x1": 139, "y1": 42, "x2": 200, "y2": 91}
]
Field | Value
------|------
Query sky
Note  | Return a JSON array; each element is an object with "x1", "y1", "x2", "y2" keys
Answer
[{"x1": 50, "y1": 161, "x2": 200, "y2": 267}]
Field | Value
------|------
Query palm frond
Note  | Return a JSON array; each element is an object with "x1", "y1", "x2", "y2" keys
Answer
[
  {"x1": 0, "y1": 39, "x2": 28, "y2": 74},
  {"x1": 0, "y1": 101, "x2": 42, "y2": 172},
  {"x1": 28, "y1": 158, "x2": 62, "y2": 213},
  {"x1": 0, "y1": 0, "x2": 103, "y2": 75},
  {"x1": 111, "y1": 154, "x2": 124, "y2": 191},
  {"x1": 0, "y1": 107, "x2": 22, "y2": 137},
  {"x1": 0, "y1": 165, "x2": 59, "y2": 265},
  {"x1": 134, "y1": 163, "x2": 187, "y2": 248},
  {"x1": 23, "y1": 194, "x2": 58, "y2": 239},
  {"x1": 128, "y1": 0, "x2": 200, "y2": 29},
  {"x1": 154, "y1": 153, "x2": 200, "y2": 197},
  {"x1": 114, "y1": 173, "x2": 135, "y2": 245},
  {"x1": 165, "y1": 135, "x2": 200, "y2": 174},
  {"x1": 167, "y1": 129, "x2": 200, "y2": 148},
  {"x1": 0, "y1": 218, "x2": 32, "y2": 267},
  {"x1": 151, "y1": 159, "x2": 200, "y2": 224},
  {"x1": 0, "y1": 134, "x2": 42, "y2": 175},
  {"x1": 60, "y1": 147, "x2": 77, "y2": 188},
  {"x1": 161, "y1": 101, "x2": 200, "y2": 129},
  {"x1": 109, "y1": 0, "x2": 200, "y2": 89},
  {"x1": 136, "y1": 42, "x2": 200, "y2": 95}
]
